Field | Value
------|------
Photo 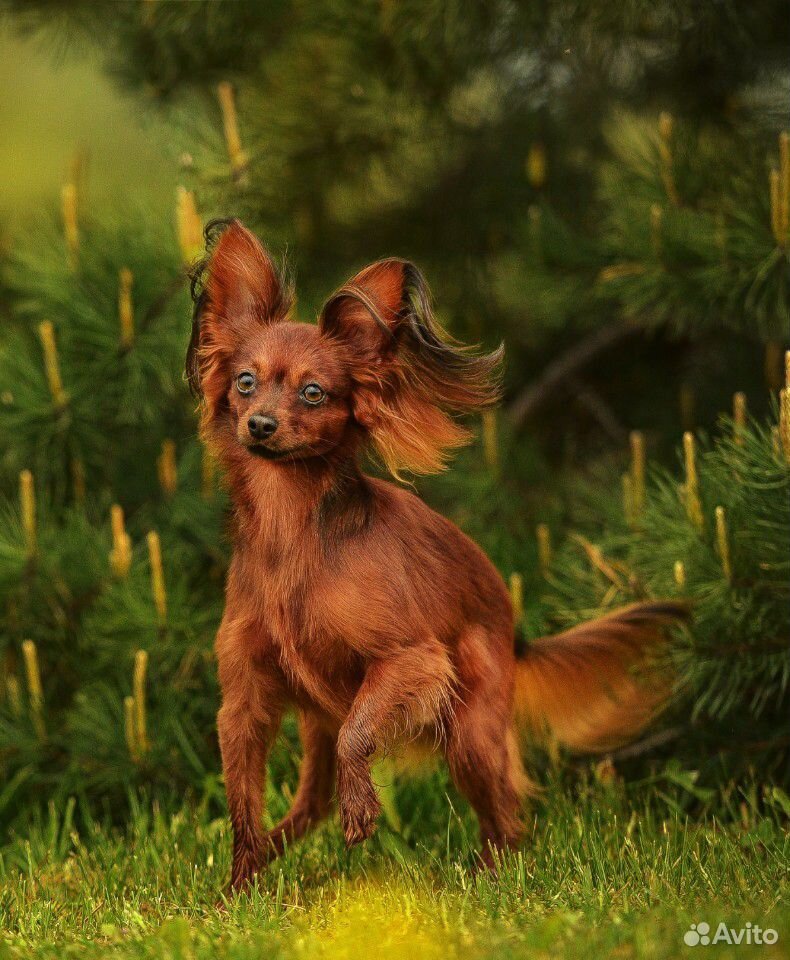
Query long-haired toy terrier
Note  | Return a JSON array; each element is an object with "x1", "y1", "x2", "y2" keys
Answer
[{"x1": 186, "y1": 220, "x2": 685, "y2": 893}]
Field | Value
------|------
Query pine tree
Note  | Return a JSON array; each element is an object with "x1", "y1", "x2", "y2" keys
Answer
[
  {"x1": 8, "y1": 1, "x2": 787, "y2": 364},
  {"x1": 0, "y1": 199, "x2": 232, "y2": 821},
  {"x1": 0, "y1": 1, "x2": 788, "y2": 828},
  {"x1": 515, "y1": 391, "x2": 790, "y2": 786}
]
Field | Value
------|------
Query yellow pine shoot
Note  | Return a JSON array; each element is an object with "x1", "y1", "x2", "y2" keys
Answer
[
  {"x1": 109, "y1": 504, "x2": 132, "y2": 579},
  {"x1": 733, "y1": 392, "x2": 747, "y2": 446},
  {"x1": 536, "y1": 523, "x2": 552, "y2": 576},
  {"x1": 176, "y1": 186, "x2": 204, "y2": 265},
  {"x1": 629, "y1": 430, "x2": 645, "y2": 518},
  {"x1": 22, "y1": 639, "x2": 45, "y2": 739},
  {"x1": 481, "y1": 410, "x2": 498, "y2": 470},
  {"x1": 124, "y1": 695, "x2": 139, "y2": 762},
  {"x1": 147, "y1": 531, "x2": 167, "y2": 624},
  {"x1": 118, "y1": 268, "x2": 134, "y2": 349},
  {"x1": 19, "y1": 470, "x2": 36, "y2": 556},
  {"x1": 133, "y1": 650, "x2": 149, "y2": 754},
  {"x1": 157, "y1": 440, "x2": 178, "y2": 498},
  {"x1": 61, "y1": 182, "x2": 79, "y2": 267},
  {"x1": 715, "y1": 506, "x2": 732, "y2": 583},
  {"x1": 110, "y1": 503, "x2": 125, "y2": 543},
  {"x1": 6, "y1": 675, "x2": 22, "y2": 717},
  {"x1": 38, "y1": 321, "x2": 67, "y2": 409},
  {"x1": 657, "y1": 111, "x2": 679, "y2": 206},
  {"x1": 217, "y1": 82, "x2": 248, "y2": 179},
  {"x1": 526, "y1": 142, "x2": 547, "y2": 188},
  {"x1": 673, "y1": 560, "x2": 686, "y2": 589},
  {"x1": 509, "y1": 573, "x2": 523, "y2": 627},
  {"x1": 683, "y1": 432, "x2": 704, "y2": 532}
]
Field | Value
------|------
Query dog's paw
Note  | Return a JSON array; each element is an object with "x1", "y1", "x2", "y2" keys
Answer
[
  {"x1": 227, "y1": 850, "x2": 263, "y2": 898},
  {"x1": 338, "y1": 776, "x2": 381, "y2": 847},
  {"x1": 341, "y1": 796, "x2": 381, "y2": 846}
]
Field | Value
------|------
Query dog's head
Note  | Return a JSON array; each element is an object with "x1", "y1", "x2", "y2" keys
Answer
[{"x1": 187, "y1": 219, "x2": 503, "y2": 474}]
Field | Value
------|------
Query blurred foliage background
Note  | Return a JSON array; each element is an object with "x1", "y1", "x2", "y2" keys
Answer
[
  {"x1": 0, "y1": 1, "x2": 788, "y2": 838},
  {"x1": 0, "y1": 27, "x2": 173, "y2": 225}
]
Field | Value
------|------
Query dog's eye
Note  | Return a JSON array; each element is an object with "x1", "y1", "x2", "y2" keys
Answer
[
  {"x1": 301, "y1": 383, "x2": 325, "y2": 405},
  {"x1": 236, "y1": 372, "x2": 256, "y2": 395}
]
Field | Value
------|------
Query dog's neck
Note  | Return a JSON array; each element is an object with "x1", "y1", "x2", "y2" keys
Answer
[{"x1": 221, "y1": 443, "x2": 372, "y2": 549}]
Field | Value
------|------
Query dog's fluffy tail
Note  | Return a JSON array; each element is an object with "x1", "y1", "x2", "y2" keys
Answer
[{"x1": 513, "y1": 601, "x2": 688, "y2": 753}]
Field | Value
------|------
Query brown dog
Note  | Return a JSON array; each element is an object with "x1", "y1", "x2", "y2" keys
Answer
[{"x1": 186, "y1": 219, "x2": 685, "y2": 892}]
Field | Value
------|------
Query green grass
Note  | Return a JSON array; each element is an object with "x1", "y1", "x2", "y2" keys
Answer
[{"x1": 1, "y1": 771, "x2": 788, "y2": 959}]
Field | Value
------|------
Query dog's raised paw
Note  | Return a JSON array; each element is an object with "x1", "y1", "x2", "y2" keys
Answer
[
  {"x1": 341, "y1": 803, "x2": 381, "y2": 846},
  {"x1": 340, "y1": 790, "x2": 381, "y2": 846}
]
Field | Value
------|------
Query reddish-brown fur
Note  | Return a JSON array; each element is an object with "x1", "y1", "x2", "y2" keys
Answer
[{"x1": 187, "y1": 220, "x2": 687, "y2": 893}]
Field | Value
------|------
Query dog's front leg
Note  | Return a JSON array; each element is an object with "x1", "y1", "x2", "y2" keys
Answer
[
  {"x1": 336, "y1": 641, "x2": 455, "y2": 846},
  {"x1": 216, "y1": 619, "x2": 285, "y2": 893}
]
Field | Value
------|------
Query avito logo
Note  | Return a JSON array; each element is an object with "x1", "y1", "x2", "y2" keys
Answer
[{"x1": 684, "y1": 921, "x2": 779, "y2": 947}]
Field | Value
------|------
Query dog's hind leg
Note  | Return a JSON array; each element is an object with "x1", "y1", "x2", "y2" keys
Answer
[
  {"x1": 446, "y1": 720, "x2": 526, "y2": 867},
  {"x1": 445, "y1": 626, "x2": 529, "y2": 868}
]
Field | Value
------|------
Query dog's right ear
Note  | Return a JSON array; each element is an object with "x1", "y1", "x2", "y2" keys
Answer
[{"x1": 186, "y1": 219, "x2": 291, "y2": 408}]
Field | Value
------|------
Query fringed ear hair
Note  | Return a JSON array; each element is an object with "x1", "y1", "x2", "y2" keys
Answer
[
  {"x1": 319, "y1": 259, "x2": 503, "y2": 476},
  {"x1": 185, "y1": 219, "x2": 292, "y2": 413}
]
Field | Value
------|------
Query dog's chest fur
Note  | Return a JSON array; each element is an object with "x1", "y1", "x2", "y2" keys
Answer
[{"x1": 230, "y1": 473, "x2": 373, "y2": 717}]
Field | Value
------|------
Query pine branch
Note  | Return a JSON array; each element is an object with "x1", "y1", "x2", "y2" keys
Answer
[{"x1": 509, "y1": 322, "x2": 636, "y2": 428}]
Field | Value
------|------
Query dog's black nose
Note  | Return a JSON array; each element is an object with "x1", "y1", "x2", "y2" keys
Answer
[{"x1": 248, "y1": 415, "x2": 278, "y2": 439}]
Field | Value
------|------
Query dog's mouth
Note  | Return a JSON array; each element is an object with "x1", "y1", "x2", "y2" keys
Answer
[{"x1": 247, "y1": 443, "x2": 308, "y2": 461}]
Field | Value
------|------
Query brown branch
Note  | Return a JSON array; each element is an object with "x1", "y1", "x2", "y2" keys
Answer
[
  {"x1": 568, "y1": 375, "x2": 628, "y2": 444},
  {"x1": 508, "y1": 321, "x2": 637, "y2": 429}
]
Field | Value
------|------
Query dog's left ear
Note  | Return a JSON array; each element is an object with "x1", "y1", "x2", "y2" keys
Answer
[
  {"x1": 186, "y1": 219, "x2": 291, "y2": 407},
  {"x1": 319, "y1": 259, "x2": 503, "y2": 476},
  {"x1": 319, "y1": 259, "x2": 406, "y2": 355}
]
